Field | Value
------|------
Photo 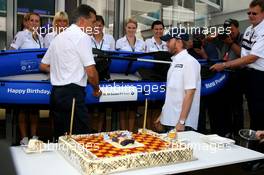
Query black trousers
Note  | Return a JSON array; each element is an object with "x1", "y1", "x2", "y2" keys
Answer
[
  {"x1": 206, "y1": 85, "x2": 233, "y2": 137},
  {"x1": 228, "y1": 70, "x2": 245, "y2": 135},
  {"x1": 50, "y1": 84, "x2": 91, "y2": 139},
  {"x1": 244, "y1": 68, "x2": 264, "y2": 130}
]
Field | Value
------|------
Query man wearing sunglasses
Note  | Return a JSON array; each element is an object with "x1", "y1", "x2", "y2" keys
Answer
[{"x1": 211, "y1": 0, "x2": 264, "y2": 132}]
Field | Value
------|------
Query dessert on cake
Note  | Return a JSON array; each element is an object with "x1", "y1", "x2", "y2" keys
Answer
[{"x1": 111, "y1": 132, "x2": 135, "y2": 146}]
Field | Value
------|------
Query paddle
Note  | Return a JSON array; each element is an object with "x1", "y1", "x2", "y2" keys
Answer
[{"x1": 93, "y1": 48, "x2": 172, "y2": 63}]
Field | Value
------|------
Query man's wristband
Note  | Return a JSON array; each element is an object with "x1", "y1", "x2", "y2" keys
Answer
[{"x1": 222, "y1": 62, "x2": 228, "y2": 69}]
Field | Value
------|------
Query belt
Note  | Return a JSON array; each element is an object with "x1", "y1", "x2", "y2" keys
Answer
[{"x1": 52, "y1": 83, "x2": 85, "y2": 90}]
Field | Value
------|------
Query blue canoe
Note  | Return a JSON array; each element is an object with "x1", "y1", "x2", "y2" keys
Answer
[{"x1": 0, "y1": 49, "x2": 228, "y2": 104}]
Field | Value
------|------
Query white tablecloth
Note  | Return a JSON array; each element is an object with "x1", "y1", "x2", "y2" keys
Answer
[{"x1": 11, "y1": 131, "x2": 264, "y2": 175}]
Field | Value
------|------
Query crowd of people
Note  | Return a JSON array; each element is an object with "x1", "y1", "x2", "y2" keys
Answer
[{"x1": 7, "y1": 0, "x2": 264, "y2": 154}]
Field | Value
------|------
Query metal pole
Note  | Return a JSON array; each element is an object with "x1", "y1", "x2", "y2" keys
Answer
[
  {"x1": 113, "y1": 0, "x2": 120, "y2": 40},
  {"x1": 6, "y1": 0, "x2": 15, "y2": 49}
]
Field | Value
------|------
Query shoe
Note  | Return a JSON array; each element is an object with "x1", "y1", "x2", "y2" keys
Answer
[{"x1": 20, "y1": 137, "x2": 29, "y2": 146}]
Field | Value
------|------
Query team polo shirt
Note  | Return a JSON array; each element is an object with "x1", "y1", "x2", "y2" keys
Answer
[
  {"x1": 116, "y1": 36, "x2": 145, "y2": 52},
  {"x1": 145, "y1": 36, "x2": 168, "y2": 52},
  {"x1": 41, "y1": 24, "x2": 95, "y2": 87},
  {"x1": 160, "y1": 49, "x2": 201, "y2": 130},
  {"x1": 10, "y1": 29, "x2": 44, "y2": 49},
  {"x1": 241, "y1": 19, "x2": 264, "y2": 71},
  {"x1": 91, "y1": 34, "x2": 115, "y2": 51}
]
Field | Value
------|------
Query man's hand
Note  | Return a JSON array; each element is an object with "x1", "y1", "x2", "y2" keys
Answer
[
  {"x1": 154, "y1": 115, "x2": 164, "y2": 132},
  {"x1": 39, "y1": 63, "x2": 50, "y2": 73},
  {"x1": 176, "y1": 123, "x2": 185, "y2": 132},
  {"x1": 210, "y1": 63, "x2": 225, "y2": 72},
  {"x1": 223, "y1": 35, "x2": 234, "y2": 45},
  {"x1": 86, "y1": 65, "x2": 101, "y2": 97},
  {"x1": 194, "y1": 47, "x2": 208, "y2": 59},
  {"x1": 256, "y1": 130, "x2": 264, "y2": 140},
  {"x1": 154, "y1": 116, "x2": 161, "y2": 124},
  {"x1": 93, "y1": 88, "x2": 102, "y2": 97}
]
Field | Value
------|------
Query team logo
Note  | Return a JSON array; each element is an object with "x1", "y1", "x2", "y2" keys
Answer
[
  {"x1": 246, "y1": 32, "x2": 250, "y2": 36},
  {"x1": 175, "y1": 64, "x2": 183, "y2": 68},
  {"x1": 21, "y1": 66, "x2": 26, "y2": 71}
]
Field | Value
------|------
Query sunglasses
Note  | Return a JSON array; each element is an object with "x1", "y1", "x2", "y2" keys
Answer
[{"x1": 247, "y1": 11, "x2": 258, "y2": 16}]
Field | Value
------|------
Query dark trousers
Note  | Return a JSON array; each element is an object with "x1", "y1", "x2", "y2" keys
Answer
[
  {"x1": 198, "y1": 97, "x2": 207, "y2": 134},
  {"x1": 50, "y1": 84, "x2": 90, "y2": 140},
  {"x1": 228, "y1": 70, "x2": 245, "y2": 135},
  {"x1": 198, "y1": 71, "x2": 244, "y2": 136},
  {"x1": 206, "y1": 85, "x2": 233, "y2": 137},
  {"x1": 244, "y1": 68, "x2": 264, "y2": 130}
]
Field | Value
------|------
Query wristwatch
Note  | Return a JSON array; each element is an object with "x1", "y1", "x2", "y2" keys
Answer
[
  {"x1": 179, "y1": 120, "x2": 185, "y2": 125},
  {"x1": 222, "y1": 62, "x2": 227, "y2": 69}
]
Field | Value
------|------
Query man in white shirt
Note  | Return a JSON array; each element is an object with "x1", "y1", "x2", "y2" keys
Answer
[
  {"x1": 155, "y1": 28, "x2": 201, "y2": 132},
  {"x1": 40, "y1": 5, "x2": 101, "y2": 139},
  {"x1": 211, "y1": 0, "x2": 264, "y2": 131}
]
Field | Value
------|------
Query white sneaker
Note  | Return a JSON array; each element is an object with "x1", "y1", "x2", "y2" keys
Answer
[{"x1": 20, "y1": 137, "x2": 29, "y2": 145}]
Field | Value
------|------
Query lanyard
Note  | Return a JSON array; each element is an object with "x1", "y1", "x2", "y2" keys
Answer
[
  {"x1": 93, "y1": 38, "x2": 104, "y2": 50},
  {"x1": 126, "y1": 36, "x2": 136, "y2": 52},
  {"x1": 33, "y1": 34, "x2": 42, "y2": 48},
  {"x1": 154, "y1": 42, "x2": 161, "y2": 51}
]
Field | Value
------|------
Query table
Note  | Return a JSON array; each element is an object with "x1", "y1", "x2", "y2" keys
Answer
[{"x1": 11, "y1": 131, "x2": 264, "y2": 175}]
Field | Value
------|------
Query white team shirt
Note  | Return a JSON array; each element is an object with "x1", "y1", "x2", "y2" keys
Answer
[
  {"x1": 91, "y1": 34, "x2": 115, "y2": 51},
  {"x1": 145, "y1": 36, "x2": 167, "y2": 52},
  {"x1": 41, "y1": 24, "x2": 95, "y2": 87},
  {"x1": 241, "y1": 19, "x2": 264, "y2": 71},
  {"x1": 116, "y1": 36, "x2": 145, "y2": 52},
  {"x1": 160, "y1": 49, "x2": 201, "y2": 130},
  {"x1": 44, "y1": 31, "x2": 57, "y2": 48},
  {"x1": 10, "y1": 29, "x2": 44, "y2": 49}
]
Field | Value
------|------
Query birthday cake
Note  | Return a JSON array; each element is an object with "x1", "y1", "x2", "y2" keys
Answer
[{"x1": 58, "y1": 129, "x2": 194, "y2": 175}]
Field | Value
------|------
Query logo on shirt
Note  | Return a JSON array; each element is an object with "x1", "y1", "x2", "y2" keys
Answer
[
  {"x1": 246, "y1": 32, "x2": 250, "y2": 36},
  {"x1": 174, "y1": 64, "x2": 183, "y2": 68}
]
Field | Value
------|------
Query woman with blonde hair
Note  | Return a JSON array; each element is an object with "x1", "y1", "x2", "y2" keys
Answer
[
  {"x1": 44, "y1": 11, "x2": 69, "y2": 48},
  {"x1": 10, "y1": 12, "x2": 43, "y2": 49},
  {"x1": 115, "y1": 18, "x2": 145, "y2": 131},
  {"x1": 116, "y1": 18, "x2": 145, "y2": 52},
  {"x1": 10, "y1": 12, "x2": 43, "y2": 145}
]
